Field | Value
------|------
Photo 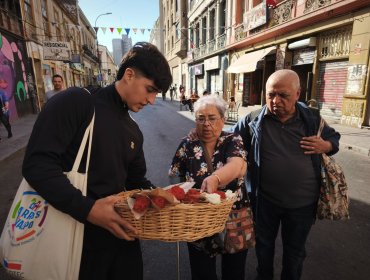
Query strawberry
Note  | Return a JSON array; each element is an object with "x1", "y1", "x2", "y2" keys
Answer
[
  {"x1": 183, "y1": 189, "x2": 201, "y2": 204},
  {"x1": 167, "y1": 185, "x2": 186, "y2": 200},
  {"x1": 151, "y1": 196, "x2": 167, "y2": 209},
  {"x1": 133, "y1": 196, "x2": 150, "y2": 213}
]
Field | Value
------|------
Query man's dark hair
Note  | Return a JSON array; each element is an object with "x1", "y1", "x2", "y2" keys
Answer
[
  {"x1": 52, "y1": 74, "x2": 63, "y2": 81},
  {"x1": 116, "y1": 42, "x2": 172, "y2": 93}
]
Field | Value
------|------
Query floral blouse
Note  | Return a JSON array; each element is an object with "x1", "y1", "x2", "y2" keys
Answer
[{"x1": 169, "y1": 131, "x2": 249, "y2": 209}]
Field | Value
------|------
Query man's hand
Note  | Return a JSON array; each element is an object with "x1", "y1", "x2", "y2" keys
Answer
[
  {"x1": 87, "y1": 195, "x2": 138, "y2": 241},
  {"x1": 300, "y1": 136, "x2": 332, "y2": 155}
]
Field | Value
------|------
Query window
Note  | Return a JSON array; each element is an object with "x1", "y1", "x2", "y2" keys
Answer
[
  {"x1": 41, "y1": 0, "x2": 51, "y2": 39},
  {"x1": 209, "y1": 9, "x2": 215, "y2": 40},
  {"x1": 201, "y1": 17, "x2": 207, "y2": 44},
  {"x1": 54, "y1": 10, "x2": 62, "y2": 40},
  {"x1": 195, "y1": 23, "x2": 200, "y2": 47},
  {"x1": 219, "y1": 0, "x2": 226, "y2": 35},
  {"x1": 175, "y1": 23, "x2": 180, "y2": 40},
  {"x1": 24, "y1": 0, "x2": 34, "y2": 25}
]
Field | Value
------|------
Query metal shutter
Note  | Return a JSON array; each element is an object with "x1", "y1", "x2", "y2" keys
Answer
[{"x1": 317, "y1": 60, "x2": 348, "y2": 120}]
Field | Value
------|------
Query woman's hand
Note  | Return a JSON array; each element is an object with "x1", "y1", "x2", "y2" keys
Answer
[{"x1": 201, "y1": 175, "x2": 220, "y2": 193}]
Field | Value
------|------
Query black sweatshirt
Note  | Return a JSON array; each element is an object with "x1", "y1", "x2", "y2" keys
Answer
[{"x1": 22, "y1": 85, "x2": 154, "y2": 247}]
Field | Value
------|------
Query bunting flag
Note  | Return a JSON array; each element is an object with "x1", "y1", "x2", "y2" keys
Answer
[
  {"x1": 132, "y1": 28, "x2": 138, "y2": 34},
  {"x1": 94, "y1": 27, "x2": 99, "y2": 33},
  {"x1": 117, "y1": 27, "x2": 122, "y2": 34},
  {"x1": 147, "y1": 29, "x2": 151, "y2": 32},
  {"x1": 125, "y1": 28, "x2": 130, "y2": 35},
  {"x1": 140, "y1": 28, "x2": 145, "y2": 35},
  {"x1": 101, "y1": 27, "x2": 107, "y2": 34},
  {"x1": 110, "y1": 27, "x2": 114, "y2": 33}
]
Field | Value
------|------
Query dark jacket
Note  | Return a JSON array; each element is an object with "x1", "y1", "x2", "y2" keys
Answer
[
  {"x1": 23, "y1": 85, "x2": 154, "y2": 248},
  {"x1": 231, "y1": 102, "x2": 340, "y2": 204}
]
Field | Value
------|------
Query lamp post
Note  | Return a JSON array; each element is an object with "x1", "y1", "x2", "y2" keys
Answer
[{"x1": 95, "y1": 12, "x2": 112, "y2": 86}]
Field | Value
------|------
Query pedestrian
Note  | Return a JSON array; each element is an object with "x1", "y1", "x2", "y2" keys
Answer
[
  {"x1": 22, "y1": 42, "x2": 172, "y2": 280},
  {"x1": 169, "y1": 85, "x2": 174, "y2": 101},
  {"x1": 173, "y1": 83, "x2": 178, "y2": 99},
  {"x1": 169, "y1": 95, "x2": 249, "y2": 280},
  {"x1": 232, "y1": 69, "x2": 340, "y2": 280},
  {"x1": 180, "y1": 86, "x2": 193, "y2": 112},
  {"x1": 45, "y1": 74, "x2": 64, "y2": 102},
  {"x1": 0, "y1": 90, "x2": 12, "y2": 140}
]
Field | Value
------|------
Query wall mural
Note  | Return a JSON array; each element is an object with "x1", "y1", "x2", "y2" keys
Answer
[{"x1": 0, "y1": 32, "x2": 35, "y2": 120}]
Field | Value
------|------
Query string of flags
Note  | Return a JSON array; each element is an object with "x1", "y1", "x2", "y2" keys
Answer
[{"x1": 93, "y1": 27, "x2": 153, "y2": 36}]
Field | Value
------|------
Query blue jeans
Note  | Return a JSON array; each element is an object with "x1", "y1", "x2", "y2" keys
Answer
[{"x1": 255, "y1": 195, "x2": 316, "y2": 280}]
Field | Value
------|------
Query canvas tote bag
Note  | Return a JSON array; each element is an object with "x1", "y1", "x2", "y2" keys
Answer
[{"x1": 0, "y1": 113, "x2": 95, "y2": 280}]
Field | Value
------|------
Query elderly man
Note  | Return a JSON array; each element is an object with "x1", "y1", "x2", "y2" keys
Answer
[{"x1": 232, "y1": 69, "x2": 340, "y2": 280}]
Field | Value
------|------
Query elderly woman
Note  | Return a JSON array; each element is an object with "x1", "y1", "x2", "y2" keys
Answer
[{"x1": 169, "y1": 95, "x2": 251, "y2": 280}]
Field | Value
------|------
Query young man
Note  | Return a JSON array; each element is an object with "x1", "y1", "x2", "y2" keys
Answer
[
  {"x1": 45, "y1": 74, "x2": 64, "y2": 101},
  {"x1": 22, "y1": 42, "x2": 172, "y2": 280},
  {"x1": 232, "y1": 69, "x2": 340, "y2": 280}
]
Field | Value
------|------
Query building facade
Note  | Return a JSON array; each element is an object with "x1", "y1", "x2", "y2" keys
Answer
[
  {"x1": 0, "y1": 0, "x2": 36, "y2": 120},
  {"x1": 98, "y1": 44, "x2": 117, "y2": 86},
  {"x1": 226, "y1": 0, "x2": 370, "y2": 127},
  {"x1": 112, "y1": 35, "x2": 132, "y2": 66},
  {"x1": 161, "y1": 0, "x2": 189, "y2": 93},
  {"x1": 161, "y1": 0, "x2": 370, "y2": 127}
]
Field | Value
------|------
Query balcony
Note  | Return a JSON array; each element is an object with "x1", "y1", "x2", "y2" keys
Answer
[
  {"x1": 232, "y1": 0, "x2": 361, "y2": 47},
  {"x1": 0, "y1": 9, "x2": 23, "y2": 37},
  {"x1": 82, "y1": 44, "x2": 99, "y2": 62},
  {"x1": 192, "y1": 33, "x2": 227, "y2": 61},
  {"x1": 304, "y1": 0, "x2": 331, "y2": 14}
]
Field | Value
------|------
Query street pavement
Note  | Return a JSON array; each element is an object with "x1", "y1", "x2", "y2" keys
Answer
[{"x1": 1, "y1": 97, "x2": 369, "y2": 164}]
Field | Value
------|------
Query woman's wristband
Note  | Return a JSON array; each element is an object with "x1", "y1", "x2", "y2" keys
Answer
[{"x1": 212, "y1": 173, "x2": 221, "y2": 186}]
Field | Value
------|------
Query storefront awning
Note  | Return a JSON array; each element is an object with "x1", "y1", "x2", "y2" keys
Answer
[{"x1": 227, "y1": 46, "x2": 276, "y2": 73}]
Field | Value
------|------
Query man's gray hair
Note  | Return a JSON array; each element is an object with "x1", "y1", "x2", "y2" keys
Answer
[{"x1": 193, "y1": 94, "x2": 228, "y2": 117}]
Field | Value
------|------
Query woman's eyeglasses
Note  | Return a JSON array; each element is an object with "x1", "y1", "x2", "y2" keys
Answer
[{"x1": 195, "y1": 117, "x2": 222, "y2": 125}]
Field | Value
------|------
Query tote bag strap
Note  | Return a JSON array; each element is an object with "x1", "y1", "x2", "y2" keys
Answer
[
  {"x1": 72, "y1": 112, "x2": 95, "y2": 172},
  {"x1": 317, "y1": 118, "x2": 325, "y2": 138}
]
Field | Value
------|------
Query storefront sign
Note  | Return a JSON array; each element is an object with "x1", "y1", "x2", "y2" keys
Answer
[
  {"x1": 204, "y1": 56, "x2": 220, "y2": 71},
  {"x1": 193, "y1": 64, "x2": 204, "y2": 75},
  {"x1": 43, "y1": 41, "x2": 71, "y2": 61},
  {"x1": 346, "y1": 64, "x2": 367, "y2": 96},
  {"x1": 243, "y1": 2, "x2": 267, "y2": 31}
]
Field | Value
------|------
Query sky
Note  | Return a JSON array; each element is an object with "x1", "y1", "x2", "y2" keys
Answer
[{"x1": 78, "y1": 0, "x2": 159, "y2": 52}]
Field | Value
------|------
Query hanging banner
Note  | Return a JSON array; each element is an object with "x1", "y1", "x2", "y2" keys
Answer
[
  {"x1": 243, "y1": 2, "x2": 267, "y2": 31},
  {"x1": 43, "y1": 41, "x2": 71, "y2": 61}
]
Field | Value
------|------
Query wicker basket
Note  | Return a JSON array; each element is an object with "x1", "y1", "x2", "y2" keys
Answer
[{"x1": 114, "y1": 190, "x2": 235, "y2": 242}]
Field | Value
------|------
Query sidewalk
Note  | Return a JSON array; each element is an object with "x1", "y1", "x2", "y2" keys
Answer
[
  {"x1": 0, "y1": 114, "x2": 37, "y2": 162},
  {"x1": 0, "y1": 102, "x2": 369, "y2": 164}
]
